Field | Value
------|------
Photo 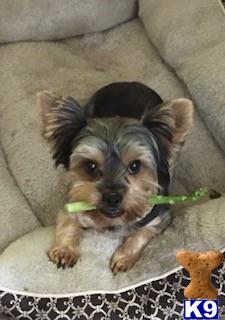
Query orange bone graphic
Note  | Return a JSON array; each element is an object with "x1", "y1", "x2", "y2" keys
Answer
[{"x1": 176, "y1": 250, "x2": 223, "y2": 299}]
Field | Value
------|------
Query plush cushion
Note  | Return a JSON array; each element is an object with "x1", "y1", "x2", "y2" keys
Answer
[
  {"x1": 139, "y1": 0, "x2": 225, "y2": 156},
  {"x1": 0, "y1": 0, "x2": 137, "y2": 43},
  {"x1": 176, "y1": 41, "x2": 225, "y2": 156},
  {"x1": 0, "y1": 146, "x2": 39, "y2": 253},
  {"x1": 139, "y1": 0, "x2": 225, "y2": 67}
]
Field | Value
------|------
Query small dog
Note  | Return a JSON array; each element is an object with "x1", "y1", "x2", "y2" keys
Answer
[{"x1": 37, "y1": 82, "x2": 193, "y2": 273}]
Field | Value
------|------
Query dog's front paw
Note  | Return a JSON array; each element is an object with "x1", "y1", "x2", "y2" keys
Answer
[
  {"x1": 48, "y1": 245, "x2": 79, "y2": 269},
  {"x1": 110, "y1": 249, "x2": 139, "y2": 274}
]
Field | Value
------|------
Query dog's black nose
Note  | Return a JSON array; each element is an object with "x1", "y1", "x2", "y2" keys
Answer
[{"x1": 103, "y1": 192, "x2": 122, "y2": 208}]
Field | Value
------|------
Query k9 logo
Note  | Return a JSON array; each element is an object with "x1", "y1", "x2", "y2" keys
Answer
[{"x1": 183, "y1": 300, "x2": 218, "y2": 319}]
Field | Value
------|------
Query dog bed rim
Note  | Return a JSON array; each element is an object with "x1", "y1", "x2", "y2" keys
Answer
[
  {"x1": 0, "y1": 265, "x2": 183, "y2": 298},
  {"x1": 1, "y1": 247, "x2": 224, "y2": 298}
]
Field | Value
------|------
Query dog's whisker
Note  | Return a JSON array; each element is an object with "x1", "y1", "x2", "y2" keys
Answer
[{"x1": 149, "y1": 180, "x2": 162, "y2": 190}]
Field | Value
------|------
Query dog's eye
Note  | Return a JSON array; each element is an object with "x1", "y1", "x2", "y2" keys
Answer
[
  {"x1": 128, "y1": 160, "x2": 141, "y2": 174},
  {"x1": 84, "y1": 161, "x2": 97, "y2": 175}
]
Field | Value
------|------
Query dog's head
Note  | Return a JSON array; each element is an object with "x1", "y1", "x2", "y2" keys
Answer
[{"x1": 37, "y1": 90, "x2": 193, "y2": 221}]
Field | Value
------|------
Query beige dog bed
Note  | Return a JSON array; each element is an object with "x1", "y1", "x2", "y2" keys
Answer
[{"x1": 0, "y1": 1, "x2": 225, "y2": 319}]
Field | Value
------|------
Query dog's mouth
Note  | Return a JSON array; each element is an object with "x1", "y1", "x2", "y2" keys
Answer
[{"x1": 100, "y1": 206, "x2": 124, "y2": 218}]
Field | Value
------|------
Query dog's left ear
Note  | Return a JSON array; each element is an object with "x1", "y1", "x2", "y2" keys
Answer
[
  {"x1": 142, "y1": 98, "x2": 193, "y2": 160},
  {"x1": 37, "y1": 91, "x2": 87, "y2": 169}
]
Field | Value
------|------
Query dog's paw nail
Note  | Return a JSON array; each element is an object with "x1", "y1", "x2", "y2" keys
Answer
[
  {"x1": 48, "y1": 246, "x2": 79, "y2": 269},
  {"x1": 110, "y1": 251, "x2": 138, "y2": 274}
]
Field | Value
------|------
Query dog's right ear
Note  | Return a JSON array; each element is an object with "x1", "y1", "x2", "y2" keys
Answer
[{"x1": 37, "y1": 91, "x2": 87, "y2": 169}]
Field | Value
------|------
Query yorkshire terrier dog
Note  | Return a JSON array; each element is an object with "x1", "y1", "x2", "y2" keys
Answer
[{"x1": 37, "y1": 82, "x2": 193, "y2": 273}]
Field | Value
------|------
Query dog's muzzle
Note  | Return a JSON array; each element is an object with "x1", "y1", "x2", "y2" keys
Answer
[{"x1": 101, "y1": 192, "x2": 123, "y2": 218}]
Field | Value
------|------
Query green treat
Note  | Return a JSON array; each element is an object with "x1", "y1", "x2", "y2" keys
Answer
[
  {"x1": 65, "y1": 202, "x2": 96, "y2": 213},
  {"x1": 147, "y1": 187, "x2": 210, "y2": 205},
  {"x1": 65, "y1": 187, "x2": 217, "y2": 214}
]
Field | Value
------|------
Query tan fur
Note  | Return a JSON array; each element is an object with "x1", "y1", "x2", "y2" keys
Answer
[
  {"x1": 67, "y1": 170, "x2": 121, "y2": 230},
  {"x1": 37, "y1": 91, "x2": 61, "y2": 129},
  {"x1": 122, "y1": 143, "x2": 156, "y2": 169},
  {"x1": 69, "y1": 176, "x2": 124, "y2": 230},
  {"x1": 169, "y1": 98, "x2": 194, "y2": 165},
  {"x1": 68, "y1": 179, "x2": 101, "y2": 204},
  {"x1": 122, "y1": 143, "x2": 159, "y2": 220},
  {"x1": 48, "y1": 212, "x2": 82, "y2": 268},
  {"x1": 171, "y1": 99, "x2": 194, "y2": 143},
  {"x1": 123, "y1": 167, "x2": 158, "y2": 220},
  {"x1": 70, "y1": 144, "x2": 105, "y2": 169},
  {"x1": 111, "y1": 226, "x2": 157, "y2": 273},
  {"x1": 142, "y1": 98, "x2": 193, "y2": 163},
  {"x1": 78, "y1": 211, "x2": 124, "y2": 231}
]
